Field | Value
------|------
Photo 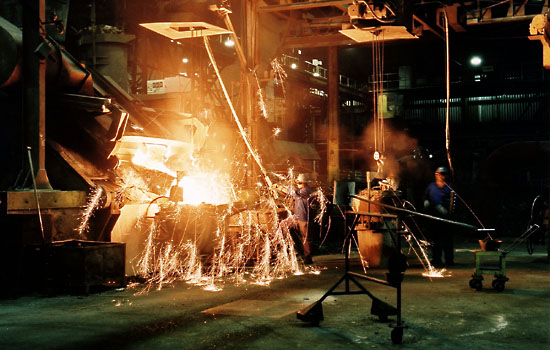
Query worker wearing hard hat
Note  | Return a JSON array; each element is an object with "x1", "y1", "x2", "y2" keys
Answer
[
  {"x1": 423, "y1": 166, "x2": 454, "y2": 267},
  {"x1": 273, "y1": 173, "x2": 314, "y2": 264}
]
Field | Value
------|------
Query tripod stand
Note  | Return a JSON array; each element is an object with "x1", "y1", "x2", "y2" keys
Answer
[{"x1": 297, "y1": 208, "x2": 407, "y2": 344}]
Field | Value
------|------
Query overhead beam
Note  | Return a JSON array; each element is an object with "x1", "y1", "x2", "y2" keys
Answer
[
  {"x1": 468, "y1": 13, "x2": 539, "y2": 25},
  {"x1": 282, "y1": 32, "x2": 357, "y2": 48},
  {"x1": 258, "y1": 0, "x2": 350, "y2": 13},
  {"x1": 465, "y1": 0, "x2": 547, "y2": 25}
]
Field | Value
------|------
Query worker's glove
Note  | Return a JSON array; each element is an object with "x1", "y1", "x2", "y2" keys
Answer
[
  {"x1": 423, "y1": 200, "x2": 430, "y2": 209},
  {"x1": 435, "y1": 204, "x2": 448, "y2": 216}
]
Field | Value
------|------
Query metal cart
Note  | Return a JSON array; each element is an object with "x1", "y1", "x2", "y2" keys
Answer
[
  {"x1": 469, "y1": 249, "x2": 508, "y2": 291},
  {"x1": 469, "y1": 224, "x2": 540, "y2": 292}
]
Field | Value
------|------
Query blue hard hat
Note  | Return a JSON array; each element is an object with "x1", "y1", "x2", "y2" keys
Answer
[{"x1": 435, "y1": 166, "x2": 449, "y2": 175}]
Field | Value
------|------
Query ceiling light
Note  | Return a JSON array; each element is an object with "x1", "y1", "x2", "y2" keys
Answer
[
  {"x1": 224, "y1": 38, "x2": 234, "y2": 47},
  {"x1": 470, "y1": 56, "x2": 482, "y2": 66}
]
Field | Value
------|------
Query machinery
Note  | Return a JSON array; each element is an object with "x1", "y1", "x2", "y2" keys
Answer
[
  {"x1": 0, "y1": 2, "x2": 213, "y2": 294},
  {"x1": 1, "y1": 0, "x2": 547, "y2": 299}
]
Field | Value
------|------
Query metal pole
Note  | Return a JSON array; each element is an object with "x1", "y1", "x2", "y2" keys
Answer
[
  {"x1": 344, "y1": 209, "x2": 350, "y2": 292},
  {"x1": 27, "y1": 146, "x2": 45, "y2": 242},
  {"x1": 23, "y1": 0, "x2": 52, "y2": 189},
  {"x1": 214, "y1": 3, "x2": 260, "y2": 186},
  {"x1": 350, "y1": 195, "x2": 479, "y2": 230},
  {"x1": 396, "y1": 217, "x2": 402, "y2": 325},
  {"x1": 327, "y1": 46, "x2": 340, "y2": 183}
]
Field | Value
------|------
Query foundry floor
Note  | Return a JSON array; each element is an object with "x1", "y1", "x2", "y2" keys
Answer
[{"x1": 1, "y1": 239, "x2": 549, "y2": 350}]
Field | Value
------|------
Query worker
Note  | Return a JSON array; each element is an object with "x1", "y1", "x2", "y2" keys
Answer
[
  {"x1": 169, "y1": 171, "x2": 185, "y2": 202},
  {"x1": 423, "y1": 166, "x2": 454, "y2": 267},
  {"x1": 274, "y1": 173, "x2": 314, "y2": 264}
]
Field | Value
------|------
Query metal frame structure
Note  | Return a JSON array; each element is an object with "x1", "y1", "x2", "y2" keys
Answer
[{"x1": 296, "y1": 201, "x2": 407, "y2": 344}]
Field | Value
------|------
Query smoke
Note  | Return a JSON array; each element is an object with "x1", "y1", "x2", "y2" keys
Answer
[{"x1": 358, "y1": 122, "x2": 418, "y2": 179}]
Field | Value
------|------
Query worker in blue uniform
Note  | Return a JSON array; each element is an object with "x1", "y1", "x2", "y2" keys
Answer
[{"x1": 423, "y1": 166, "x2": 454, "y2": 267}]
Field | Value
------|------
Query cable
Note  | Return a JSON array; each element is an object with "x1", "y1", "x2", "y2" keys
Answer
[
  {"x1": 443, "y1": 181, "x2": 486, "y2": 230},
  {"x1": 443, "y1": 8, "x2": 455, "y2": 179},
  {"x1": 371, "y1": 30, "x2": 386, "y2": 166}
]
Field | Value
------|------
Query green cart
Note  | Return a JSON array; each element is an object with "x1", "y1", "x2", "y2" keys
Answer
[{"x1": 469, "y1": 249, "x2": 509, "y2": 291}]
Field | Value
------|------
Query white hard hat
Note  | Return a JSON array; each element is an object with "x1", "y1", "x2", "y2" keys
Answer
[
  {"x1": 435, "y1": 166, "x2": 449, "y2": 175},
  {"x1": 296, "y1": 174, "x2": 308, "y2": 183}
]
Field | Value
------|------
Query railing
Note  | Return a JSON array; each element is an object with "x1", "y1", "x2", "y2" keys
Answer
[
  {"x1": 279, "y1": 54, "x2": 361, "y2": 89},
  {"x1": 366, "y1": 72, "x2": 400, "y2": 92}
]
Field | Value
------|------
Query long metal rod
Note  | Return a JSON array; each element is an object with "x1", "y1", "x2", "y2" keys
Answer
[
  {"x1": 27, "y1": 146, "x2": 45, "y2": 242},
  {"x1": 347, "y1": 271, "x2": 391, "y2": 287},
  {"x1": 350, "y1": 195, "x2": 479, "y2": 230},
  {"x1": 203, "y1": 36, "x2": 273, "y2": 189},
  {"x1": 396, "y1": 218, "x2": 402, "y2": 326},
  {"x1": 504, "y1": 224, "x2": 540, "y2": 252},
  {"x1": 344, "y1": 213, "x2": 352, "y2": 291}
]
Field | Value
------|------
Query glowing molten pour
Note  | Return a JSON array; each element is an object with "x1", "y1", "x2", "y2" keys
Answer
[
  {"x1": 177, "y1": 173, "x2": 232, "y2": 205},
  {"x1": 132, "y1": 144, "x2": 176, "y2": 177},
  {"x1": 127, "y1": 140, "x2": 232, "y2": 205}
]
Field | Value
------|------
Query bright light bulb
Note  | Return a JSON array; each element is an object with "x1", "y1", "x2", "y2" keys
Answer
[
  {"x1": 470, "y1": 56, "x2": 482, "y2": 66},
  {"x1": 291, "y1": 63, "x2": 297, "y2": 69},
  {"x1": 224, "y1": 38, "x2": 234, "y2": 47},
  {"x1": 182, "y1": 58, "x2": 188, "y2": 63}
]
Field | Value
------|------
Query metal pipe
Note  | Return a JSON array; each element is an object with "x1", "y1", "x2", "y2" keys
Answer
[
  {"x1": 347, "y1": 271, "x2": 391, "y2": 287},
  {"x1": 0, "y1": 18, "x2": 93, "y2": 94},
  {"x1": 0, "y1": 17, "x2": 22, "y2": 88},
  {"x1": 350, "y1": 194, "x2": 479, "y2": 230}
]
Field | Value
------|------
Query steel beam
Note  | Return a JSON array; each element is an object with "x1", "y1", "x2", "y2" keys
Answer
[
  {"x1": 327, "y1": 46, "x2": 340, "y2": 183},
  {"x1": 258, "y1": 0, "x2": 350, "y2": 13},
  {"x1": 4, "y1": 190, "x2": 88, "y2": 213},
  {"x1": 23, "y1": 0, "x2": 52, "y2": 189}
]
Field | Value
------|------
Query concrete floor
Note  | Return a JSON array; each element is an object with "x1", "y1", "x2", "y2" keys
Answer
[{"x1": 1, "y1": 240, "x2": 549, "y2": 350}]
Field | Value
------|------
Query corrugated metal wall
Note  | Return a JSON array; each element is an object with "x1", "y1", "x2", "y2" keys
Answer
[{"x1": 403, "y1": 92, "x2": 548, "y2": 124}]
